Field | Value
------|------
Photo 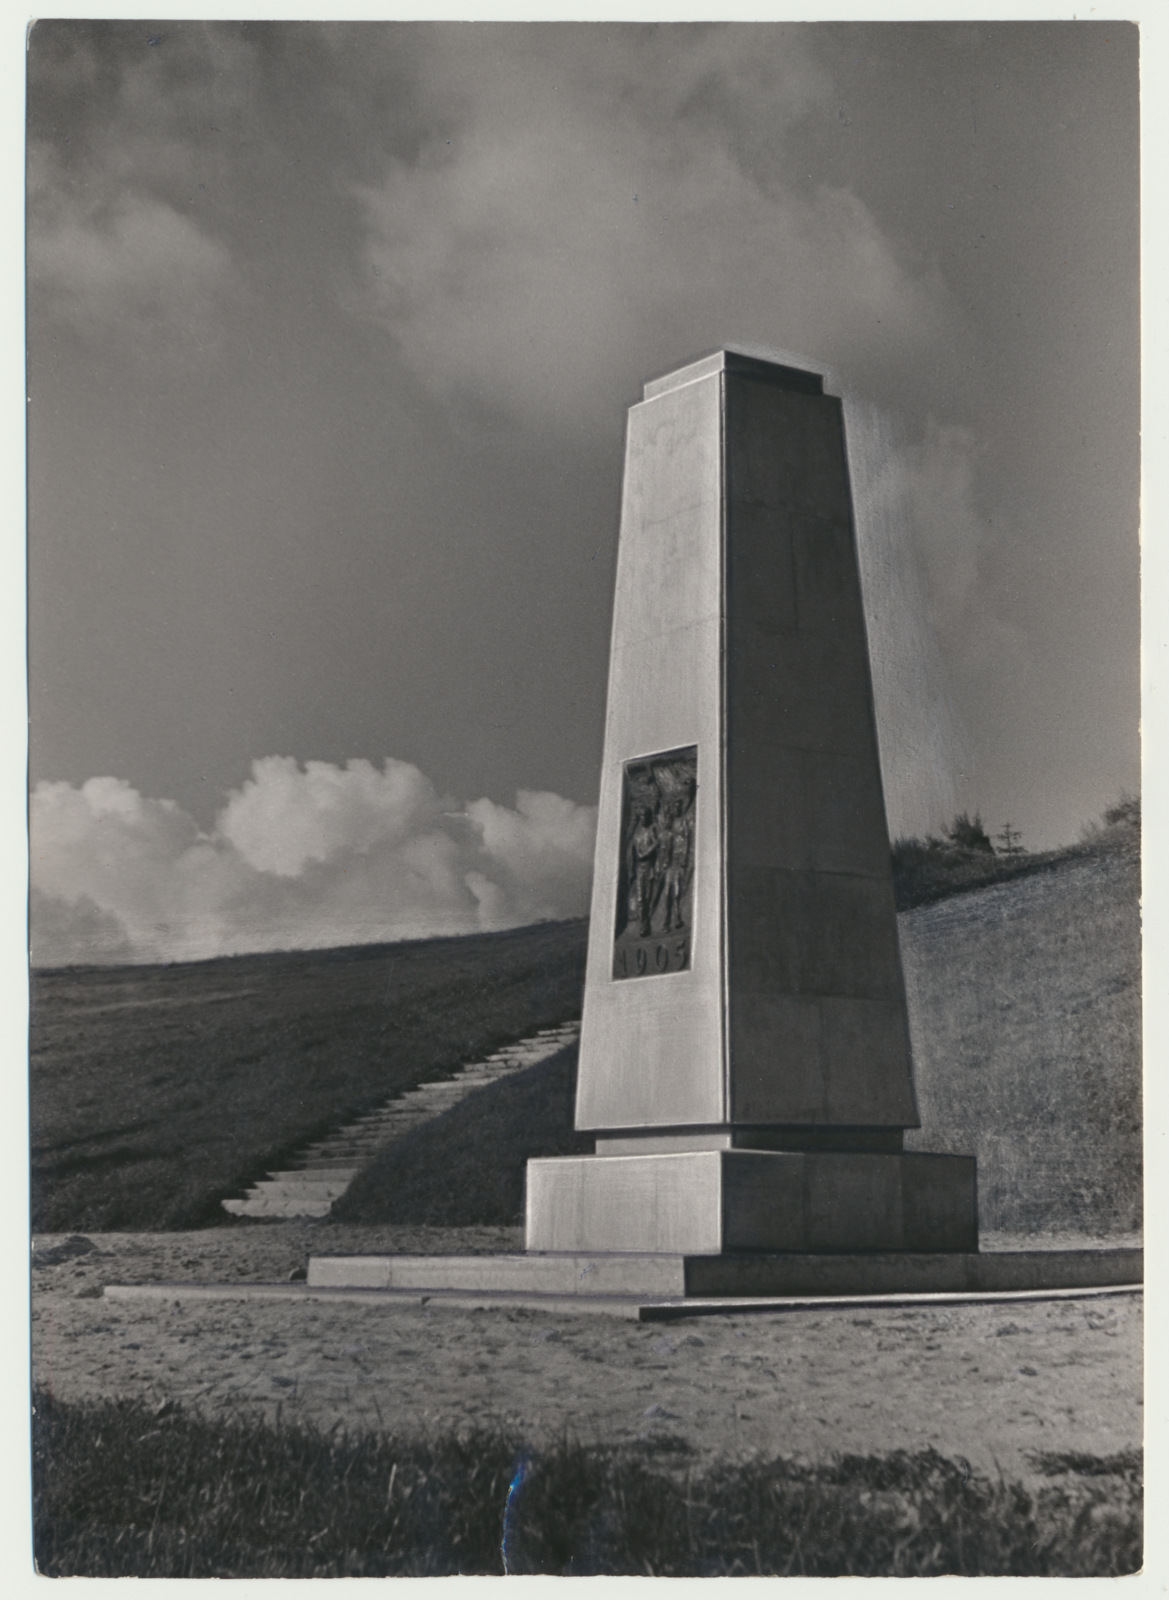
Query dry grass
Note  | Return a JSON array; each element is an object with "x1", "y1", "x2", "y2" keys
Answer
[
  {"x1": 338, "y1": 838, "x2": 1140, "y2": 1236},
  {"x1": 30, "y1": 823, "x2": 1141, "y2": 1240},
  {"x1": 33, "y1": 1389, "x2": 1141, "y2": 1577},
  {"x1": 901, "y1": 841, "x2": 1141, "y2": 1233}
]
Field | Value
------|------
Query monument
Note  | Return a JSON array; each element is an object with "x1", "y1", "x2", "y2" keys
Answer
[
  {"x1": 292, "y1": 349, "x2": 1137, "y2": 1308},
  {"x1": 524, "y1": 348, "x2": 976, "y2": 1258}
]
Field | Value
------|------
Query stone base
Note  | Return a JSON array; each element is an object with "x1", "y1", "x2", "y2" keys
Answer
[
  {"x1": 296, "y1": 1247, "x2": 1140, "y2": 1304},
  {"x1": 524, "y1": 1149, "x2": 978, "y2": 1255},
  {"x1": 104, "y1": 1245, "x2": 1142, "y2": 1322}
]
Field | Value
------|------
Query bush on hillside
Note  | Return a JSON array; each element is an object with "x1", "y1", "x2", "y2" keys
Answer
[
  {"x1": 893, "y1": 795, "x2": 1139, "y2": 912},
  {"x1": 892, "y1": 812, "x2": 1007, "y2": 909},
  {"x1": 1082, "y1": 792, "x2": 1141, "y2": 848},
  {"x1": 944, "y1": 811, "x2": 995, "y2": 853},
  {"x1": 1104, "y1": 794, "x2": 1140, "y2": 830}
]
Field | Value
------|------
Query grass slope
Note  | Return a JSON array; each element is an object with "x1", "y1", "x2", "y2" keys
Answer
[
  {"x1": 893, "y1": 837, "x2": 1096, "y2": 910},
  {"x1": 33, "y1": 1390, "x2": 1140, "y2": 1577},
  {"x1": 332, "y1": 1045, "x2": 591, "y2": 1225},
  {"x1": 901, "y1": 838, "x2": 1141, "y2": 1234},
  {"x1": 30, "y1": 832, "x2": 1140, "y2": 1237},
  {"x1": 339, "y1": 835, "x2": 1140, "y2": 1235},
  {"x1": 30, "y1": 920, "x2": 587, "y2": 1232}
]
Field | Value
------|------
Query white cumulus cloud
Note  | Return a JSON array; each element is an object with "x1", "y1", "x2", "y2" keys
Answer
[
  {"x1": 466, "y1": 789, "x2": 600, "y2": 925},
  {"x1": 219, "y1": 756, "x2": 444, "y2": 878},
  {"x1": 30, "y1": 757, "x2": 596, "y2": 967}
]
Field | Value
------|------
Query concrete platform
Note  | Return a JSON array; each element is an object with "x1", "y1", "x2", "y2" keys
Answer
[
  {"x1": 103, "y1": 1276, "x2": 1142, "y2": 1323},
  {"x1": 306, "y1": 1246, "x2": 1141, "y2": 1300}
]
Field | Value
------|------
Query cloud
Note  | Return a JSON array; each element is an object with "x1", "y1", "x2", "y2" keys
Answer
[
  {"x1": 465, "y1": 789, "x2": 600, "y2": 927},
  {"x1": 30, "y1": 758, "x2": 596, "y2": 967},
  {"x1": 348, "y1": 26, "x2": 958, "y2": 430},
  {"x1": 219, "y1": 756, "x2": 443, "y2": 877},
  {"x1": 26, "y1": 24, "x2": 258, "y2": 350},
  {"x1": 847, "y1": 402, "x2": 1041, "y2": 837},
  {"x1": 28, "y1": 168, "x2": 238, "y2": 349},
  {"x1": 847, "y1": 405, "x2": 970, "y2": 840}
]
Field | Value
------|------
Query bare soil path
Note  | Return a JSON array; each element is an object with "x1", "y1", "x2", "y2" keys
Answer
[{"x1": 32, "y1": 1224, "x2": 1141, "y2": 1486}]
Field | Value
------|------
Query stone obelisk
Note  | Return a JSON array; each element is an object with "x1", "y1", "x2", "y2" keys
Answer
[{"x1": 526, "y1": 349, "x2": 977, "y2": 1256}]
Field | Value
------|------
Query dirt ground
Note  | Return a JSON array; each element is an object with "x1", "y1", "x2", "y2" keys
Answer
[{"x1": 31, "y1": 1223, "x2": 1142, "y2": 1486}]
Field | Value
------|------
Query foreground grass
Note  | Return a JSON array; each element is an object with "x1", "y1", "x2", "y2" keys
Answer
[
  {"x1": 30, "y1": 920, "x2": 587, "y2": 1232},
  {"x1": 32, "y1": 1390, "x2": 1140, "y2": 1577}
]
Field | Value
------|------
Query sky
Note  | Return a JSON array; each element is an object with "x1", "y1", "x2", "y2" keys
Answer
[{"x1": 25, "y1": 18, "x2": 1141, "y2": 965}]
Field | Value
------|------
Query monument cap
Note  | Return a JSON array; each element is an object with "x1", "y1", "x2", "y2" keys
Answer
[{"x1": 642, "y1": 347, "x2": 825, "y2": 402}]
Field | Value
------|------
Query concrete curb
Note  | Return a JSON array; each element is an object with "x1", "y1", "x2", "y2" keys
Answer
[{"x1": 104, "y1": 1278, "x2": 1142, "y2": 1323}]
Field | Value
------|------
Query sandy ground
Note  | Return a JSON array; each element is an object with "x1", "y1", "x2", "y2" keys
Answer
[{"x1": 31, "y1": 1223, "x2": 1142, "y2": 1486}]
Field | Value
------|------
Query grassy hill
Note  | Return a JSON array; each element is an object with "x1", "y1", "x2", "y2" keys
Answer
[
  {"x1": 332, "y1": 1044, "x2": 591, "y2": 1226},
  {"x1": 30, "y1": 920, "x2": 588, "y2": 1231},
  {"x1": 30, "y1": 829, "x2": 1140, "y2": 1238},
  {"x1": 900, "y1": 837, "x2": 1141, "y2": 1234},
  {"x1": 337, "y1": 833, "x2": 1141, "y2": 1238}
]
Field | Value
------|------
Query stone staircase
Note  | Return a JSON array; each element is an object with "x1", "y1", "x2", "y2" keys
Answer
[{"x1": 221, "y1": 1021, "x2": 581, "y2": 1219}]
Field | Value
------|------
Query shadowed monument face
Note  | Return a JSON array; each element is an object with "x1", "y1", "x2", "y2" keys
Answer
[{"x1": 525, "y1": 348, "x2": 979, "y2": 1257}]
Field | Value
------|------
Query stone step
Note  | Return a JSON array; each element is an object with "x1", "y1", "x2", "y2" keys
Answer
[
  {"x1": 223, "y1": 1196, "x2": 334, "y2": 1218},
  {"x1": 221, "y1": 1020, "x2": 580, "y2": 1220},
  {"x1": 302, "y1": 1130, "x2": 431, "y2": 1149},
  {"x1": 248, "y1": 1177, "x2": 356, "y2": 1195},
  {"x1": 268, "y1": 1168, "x2": 359, "y2": 1183},
  {"x1": 238, "y1": 1177, "x2": 347, "y2": 1203}
]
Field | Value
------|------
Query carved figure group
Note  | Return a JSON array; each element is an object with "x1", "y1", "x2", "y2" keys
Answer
[{"x1": 622, "y1": 778, "x2": 695, "y2": 939}]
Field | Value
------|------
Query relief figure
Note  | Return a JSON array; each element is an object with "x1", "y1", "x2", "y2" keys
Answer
[{"x1": 612, "y1": 746, "x2": 696, "y2": 978}]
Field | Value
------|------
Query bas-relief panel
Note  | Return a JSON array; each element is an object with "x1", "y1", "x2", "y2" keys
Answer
[{"x1": 612, "y1": 745, "x2": 697, "y2": 980}]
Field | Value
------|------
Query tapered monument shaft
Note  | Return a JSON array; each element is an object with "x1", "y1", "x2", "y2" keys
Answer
[
  {"x1": 580, "y1": 349, "x2": 915, "y2": 1137},
  {"x1": 526, "y1": 349, "x2": 976, "y2": 1255}
]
